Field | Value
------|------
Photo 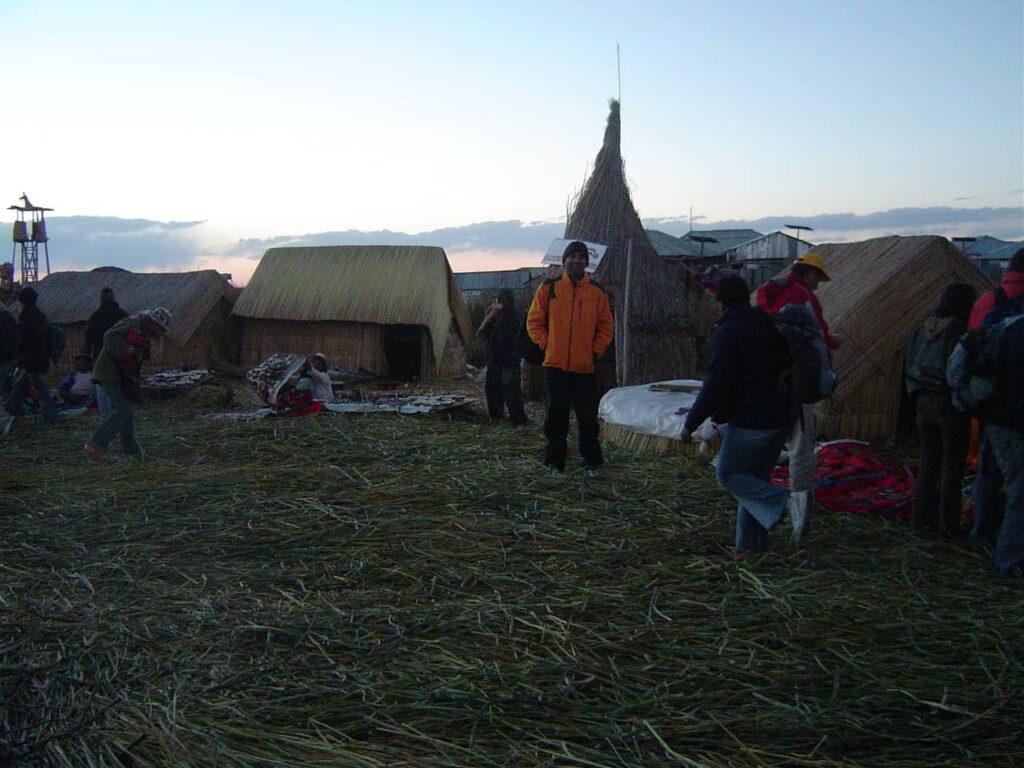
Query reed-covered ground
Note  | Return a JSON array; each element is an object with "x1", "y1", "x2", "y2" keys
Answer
[{"x1": 1, "y1": 383, "x2": 1021, "y2": 767}]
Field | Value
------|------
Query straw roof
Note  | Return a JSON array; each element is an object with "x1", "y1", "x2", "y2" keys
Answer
[
  {"x1": 565, "y1": 100, "x2": 694, "y2": 382},
  {"x1": 232, "y1": 246, "x2": 472, "y2": 368},
  {"x1": 813, "y1": 236, "x2": 992, "y2": 399},
  {"x1": 33, "y1": 269, "x2": 238, "y2": 345}
]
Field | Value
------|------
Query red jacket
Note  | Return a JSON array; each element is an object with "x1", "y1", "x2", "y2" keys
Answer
[
  {"x1": 756, "y1": 272, "x2": 839, "y2": 349},
  {"x1": 968, "y1": 270, "x2": 1024, "y2": 330}
]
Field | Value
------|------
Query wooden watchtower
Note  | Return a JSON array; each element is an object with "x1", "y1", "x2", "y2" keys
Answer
[{"x1": 8, "y1": 193, "x2": 53, "y2": 285}]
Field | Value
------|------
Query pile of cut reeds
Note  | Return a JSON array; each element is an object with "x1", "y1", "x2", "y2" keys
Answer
[{"x1": 1, "y1": 385, "x2": 1021, "y2": 767}]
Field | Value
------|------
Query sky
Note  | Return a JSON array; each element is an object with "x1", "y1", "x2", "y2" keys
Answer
[{"x1": 2, "y1": 0, "x2": 1022, "y2": 283}]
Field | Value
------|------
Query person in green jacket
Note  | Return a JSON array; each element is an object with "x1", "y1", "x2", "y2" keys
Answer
[{"x1": 84, "y1": 307, "x2": 171, "y2": 460}]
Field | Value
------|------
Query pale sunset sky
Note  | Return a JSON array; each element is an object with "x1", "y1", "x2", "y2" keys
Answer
[{"x1": 2, "y1": 0, "x2": 1021, "y2": 282}]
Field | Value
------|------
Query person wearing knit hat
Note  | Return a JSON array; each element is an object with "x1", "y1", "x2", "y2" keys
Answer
[
  {"x1": 84, "y1": 309, "x2": 171, "y2": 461},
  {"x1": 526, "y1": 240, "x2": 613, "y2": 475},
  {"x1": 3, "y1": 284, "x2": 58, "y2": 427}
]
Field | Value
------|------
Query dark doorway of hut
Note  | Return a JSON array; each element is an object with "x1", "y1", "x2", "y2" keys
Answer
[{"x1": 383, "y1": 324, "x2": 422, "y2": 381}]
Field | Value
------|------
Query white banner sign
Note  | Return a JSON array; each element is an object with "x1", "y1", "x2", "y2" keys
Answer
[{"x1": 541, "y1": 239, "x2": 608, "y2": 272}]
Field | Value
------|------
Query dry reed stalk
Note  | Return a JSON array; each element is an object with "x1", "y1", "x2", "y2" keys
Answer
[{"x1": 1, "y1": 382, "x2": 1020, "y2": 767}]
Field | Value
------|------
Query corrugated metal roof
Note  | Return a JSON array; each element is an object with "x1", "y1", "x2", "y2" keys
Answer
[
  {"x1": 33, "y1": 269, "x2": 237, "y2": 344},
  {"x1": 232, "y1": 245, "x2": 471, "y2": 369},
  {"x1": 953, "y1": 235, "x2": 1022, "y2": 257},
  {"x1": 644, "y1": 230, "x2": 697, "y2": 258},
  {"x1": 455, "y1": 267, "x2": 546, "y2": 292},
  {"x1": 682, "y1": 229, "x2": 764, "y2": 256}
]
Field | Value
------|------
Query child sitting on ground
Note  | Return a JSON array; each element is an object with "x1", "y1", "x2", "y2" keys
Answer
[
  {"x1": 295, "y1": 353, "x2": 334, "y2": 402},
  {"x1": 58, "y1": 352, "x2": 97, "y2": 407}
]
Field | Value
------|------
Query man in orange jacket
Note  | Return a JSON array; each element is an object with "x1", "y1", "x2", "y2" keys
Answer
[{"x1": 527, "y1": 240, "x2": 614, "y2": 474}]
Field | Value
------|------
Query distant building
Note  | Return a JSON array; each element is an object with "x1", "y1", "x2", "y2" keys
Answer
[
  {"x1": 951, "y1": 235, "x2": 1023, "y2": 279},
  {"x1": 647, "y1": 228, "x2": 765, "y2": 262},
  {"x1": 645, "y1": 230, "x2": 695, "y2": 259},
  {"x1": 682, "y1": 229, "x2": 763, "y2": 257},
  {"x1": 646, "y1": 228, "x2": 766, "y2": 294},
  {"x1": 454, "y1": 267, "x2": 548, "y2": 305},
  {"x1": 724, "y1": 231, "x2": 814, "y2": 288}
]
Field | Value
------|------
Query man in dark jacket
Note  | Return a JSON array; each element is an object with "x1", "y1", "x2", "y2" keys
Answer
[
  {"x1": 0, "y1": 305, "x2": 18, "y2": 436},
  {"x1": 477, "y1": 288, "x2": 528, "y2": 425},
  {"x1": 968, "y1": 248, "x2": 1024, "y2": 555},
  {"x1": 682, "y1": 276, "x2": 798, "y2": 553},
  {"x1": 84, "y1": 287, "x2": 128, "y2": 361},
  {"x1": 4, "y1": 286, "x2": 57, "y2": 425},
  {"x1": 979, "y1": 314, "x2": 1024, "y2": 576}
]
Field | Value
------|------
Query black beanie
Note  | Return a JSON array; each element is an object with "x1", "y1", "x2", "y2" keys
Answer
[
  {"x1": 716, "y1": 275, "x2": 751, "y2": 307},
  {"x1": 562, "y1": 240, "x2": 589, "y2": 263}
]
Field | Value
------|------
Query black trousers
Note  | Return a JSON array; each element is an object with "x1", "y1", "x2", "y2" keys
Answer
[
  {"x1": 542, "y1": 367, "x2": 603, "y2": 471},
  {"x1": 911, "y1": 390, "x2": 970, "y2": 536},
  {"x1": 484, "y1": 361, "x2": 528, "y2": 425}
]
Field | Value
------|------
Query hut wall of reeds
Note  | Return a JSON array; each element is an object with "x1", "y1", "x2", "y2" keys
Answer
[
  {"x1": 33, "y1": 269, "x2": 241, "y2": 374},
  {"x1": 562, "y1": 100, "x2": 695, "y2": 385},
  {"x1": 232, "y1": 246, "x2": 472, "y2": 379},
  {"x1": 809, "y1": 236, "x2": 992, "y2": 440}
]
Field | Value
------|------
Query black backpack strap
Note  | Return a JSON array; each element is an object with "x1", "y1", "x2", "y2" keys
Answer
[{"x1": 543, "y1": 277, "x2": 557, "y2": 301}]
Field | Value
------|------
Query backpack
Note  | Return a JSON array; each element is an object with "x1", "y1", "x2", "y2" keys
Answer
[
  {"x1": 773, "y1": 303, "x2": 837, "y2": 404},
  {"x1": 516, "y1": 279, "x2": 556, "y2": 365},
  {"x1": 48, "y1": 324, "x2": 66, "y2": 362},
  {"x1": 981, "y1": 286, "x2": 1024, "y2": 328},
  {"x1": 0, "y1": 308, "x2": 18, "y2": 362},
  {"x1": 947, "y1": 313, "x2": 1024, "y2": 416}
]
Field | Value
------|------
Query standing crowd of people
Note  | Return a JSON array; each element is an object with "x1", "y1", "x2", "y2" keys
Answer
[
  {"x1": 1, "y1": 285, "x2": 172, "y2": 460},
  {"x1": 4, "y1": 242, "x2": 1023, "y2": 576},
  {"x1": 484, "y1": 240, "x2": 1022, "y2": 577}
]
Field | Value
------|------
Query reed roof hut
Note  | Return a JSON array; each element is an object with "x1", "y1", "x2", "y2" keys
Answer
[
  {"x1": 33, "y1": 268, "x2": 240, "y2": 373},
  {"x1": 564, "y1": 100, "x2": 694, "y2": 385},
  {"x1": 810, "y1": 236, "x2": 992, "y2": 440},
  {"x1": 232, "y1": 246, "x2": 472, "y2": 380}
]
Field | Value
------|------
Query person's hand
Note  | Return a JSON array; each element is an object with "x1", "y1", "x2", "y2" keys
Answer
[
  {"x1": 680, "y1": 427, "x2": 693, "y2": 444},
  {"x1": 830, "y1": 333, "x2": 844, "y2": 348}
]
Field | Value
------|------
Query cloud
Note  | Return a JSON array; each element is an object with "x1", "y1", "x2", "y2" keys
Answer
[
  {"x1": 40, "y1": 216, "x2": 207, "y2": 272},
  {"x1": 5, "y1": 206, "x2": 1021, "y2": 285}
]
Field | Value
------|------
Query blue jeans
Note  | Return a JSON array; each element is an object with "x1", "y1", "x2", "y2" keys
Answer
[
  {"x1": 985, "y1": 423, "x2": 1024, "y2": 575},
  {"x1": 716, "y1": 424, "x2": 791, "y2": 553},
  {"x1": 5, "y1": 369, "x2": 57, "y2": 424},
  {"x1": 89, "y1": 383, "x2": 141, "y2": 456}
]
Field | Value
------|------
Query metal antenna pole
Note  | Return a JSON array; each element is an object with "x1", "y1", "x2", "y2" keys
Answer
[{"x1": 616, "y1": 43, "x2": 621, "y2": 103}]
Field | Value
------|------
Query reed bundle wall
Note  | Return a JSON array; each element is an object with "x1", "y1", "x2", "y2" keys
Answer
[{"x1": 239, "y1": 319, "x2": 466, "y2": 380}]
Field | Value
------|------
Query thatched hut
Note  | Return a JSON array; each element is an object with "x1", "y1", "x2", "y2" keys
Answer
[
  {"x1": 34, "y1": 268, "x2": 240, "y2": 374},
  {"x1": 563, "y1": 100, "x2": 695, "y2": 385},
  {"x1": 232, "y1": 246, "x2": 472, "y2": 379},
  {"x1": 810, "y1": 236, "x2": 992, "y2": 440}
]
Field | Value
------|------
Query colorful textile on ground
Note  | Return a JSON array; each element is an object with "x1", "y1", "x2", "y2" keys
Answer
[
  {"x1": 141, "y1": 369, "x2": 211, "y2": 390},
  {"x1": 247, "y1": 354, "x2": 305, "y2": 407},
  {"x1": 771, "y1": 439, "x2": 915, "y2": 520},
  {"x1": 323, "y1": 394, "x2": 473, "y2": 415},
  {"x1": 277, "y1": 387, "x2": 323, "y2": 416}
]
